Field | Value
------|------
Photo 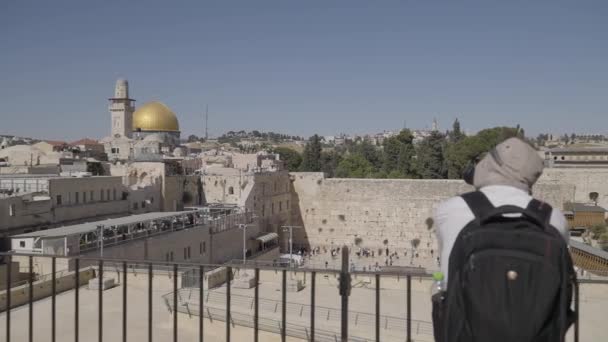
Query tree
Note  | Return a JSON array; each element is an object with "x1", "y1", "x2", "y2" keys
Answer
[
  {"x1": 416, "y1": 131, "x2": 447, "y2": 179},
  {"x1": 449, "y1": 119, "x2": 465, "y2": 143},
  {"x1": 300, "y1": 134, "x2": 322, "y2": 172},
  {"x1": 350, "y1": 140, "x2": 382, "y2": 171},
  {"x1": 274, "y1": 147, "x2": 302, "y2": 171},
  {"x1": 320, "y1": 150, "x2": 342, "y2": 178},
  {"x1": 383, "y1": 129, "x2": 415, "y2": 177},
  {"x1": 335, "y1": 154, "x2": 375, "y2": 178},
  {"x1": 187, "y1": 134, "x2": 199, "y2": 142}
]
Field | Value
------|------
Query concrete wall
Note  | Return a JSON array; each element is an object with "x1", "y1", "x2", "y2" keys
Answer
[
  {"x1": 0, "y1": 267, "x2": 95, "y2": 312},
  {"x1": 289, "y1": 173, "x2": 576, "y2": 255}
]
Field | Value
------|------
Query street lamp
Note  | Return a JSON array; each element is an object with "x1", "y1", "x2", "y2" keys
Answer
[{"x1": 281, "y1": 225, "x2": 302, "y2": 268}]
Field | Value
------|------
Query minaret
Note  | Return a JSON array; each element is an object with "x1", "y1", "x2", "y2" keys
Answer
[
  {"x1": 109, "y1": 79, "x2": 135, "y2": 138},
  {"x1": 432, "y1": 118, "x2": 439, "y2": 132}
]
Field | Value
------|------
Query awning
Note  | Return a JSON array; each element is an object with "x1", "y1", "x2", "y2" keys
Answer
[{"x1": 256, "y1": 232, "x2": 279, "y2": 244}]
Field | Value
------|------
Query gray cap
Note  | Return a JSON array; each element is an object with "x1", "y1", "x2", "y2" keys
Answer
[{"x1": 473, "y1": 137, "x2": 544, "y2": 192}]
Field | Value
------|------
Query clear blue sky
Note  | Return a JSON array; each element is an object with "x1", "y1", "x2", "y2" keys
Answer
[{"x1": 1, "y1": 0, "x2": 606, "y2": 140}]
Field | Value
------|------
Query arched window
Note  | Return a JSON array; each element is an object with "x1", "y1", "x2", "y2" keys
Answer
[{"x1": 228, "y1": 186, "x2": 234, "y2": 195}]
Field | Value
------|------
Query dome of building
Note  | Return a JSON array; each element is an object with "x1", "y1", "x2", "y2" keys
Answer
[{"x1": 133, "y1": 101, "x2": 180, "y2": 132}]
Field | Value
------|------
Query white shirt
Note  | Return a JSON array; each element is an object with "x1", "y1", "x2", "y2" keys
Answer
[{"x1": 434, "y1": 185, "x2": 568, "y2": 284}]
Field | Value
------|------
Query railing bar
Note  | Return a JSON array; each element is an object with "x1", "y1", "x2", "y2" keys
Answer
[
  {"x1": 173, "y1": 264, "x2": 178, "y2": 342},
  {"x1": 75, "y1": 258, "x2": 79, "y2": 342},
  {"x1": 254, "y1": 268, "x2": 259, "y2": 342},
  {"x1": 574, "y1": 280, "x2": 580, "y2": 342},
  {"x1": 29, "y1": 255, "x2": 33, "y2": 342},
  {"x1": 123, "y1": 261, "x2": 127, "y2": 342},
  {"x1": 226, "y1": 266, "x2": 231, "y2": 342},
  {"x1": 407, "y1": 274, "x2": 412, "y2": 342},
  {"x1": 6, "y1": 254, "x2": 11, "y2": 342},
  {"x1": 52, "y1": 256, "x2": 57, "y2": 342},
  {"x1": 375, "y1": 274, "x2": 380, "y2": 342},
  {"x1": 282, "y1": 269, "x2": 287, "y2": 342},
  {"x1": 310, "y1": 271, "x2": 316, "y2": 342},
  {"x1": 148, "y1": 263, "x2": 153, "y2": 342},
  {"x1": 99, "y1": 260, "x2": 103, "y2": 342},
  {"x1": 199, "y1": 265, "x2": 204, "y2": 342}
]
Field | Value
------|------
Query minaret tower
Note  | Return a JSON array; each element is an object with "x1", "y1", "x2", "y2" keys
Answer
[{"x1": 109, "y1": 79, "x2": 135, "y2": 138}]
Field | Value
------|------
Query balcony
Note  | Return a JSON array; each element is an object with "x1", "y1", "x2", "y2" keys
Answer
[{"x1": 1, "y1": 250, "x2": 607, "y2": 342}]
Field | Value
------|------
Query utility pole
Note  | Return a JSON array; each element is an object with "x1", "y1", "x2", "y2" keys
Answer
[
  {"x1": 237, "y1": 223, "x2": 257, "y2": 270},
  {"x1": 281, "y1": 226, "x2": 302, "y2": 267}
]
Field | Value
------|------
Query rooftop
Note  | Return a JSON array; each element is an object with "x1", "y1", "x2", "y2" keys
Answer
[
  {"x1": 563, "y1": 202, "x2": 607, "y2": 213},
  {"x1": 12, "y1": 211, "x2": 185, "y2": 238}
]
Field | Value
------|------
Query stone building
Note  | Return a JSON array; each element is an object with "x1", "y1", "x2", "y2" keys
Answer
[
  {"x1": 545, "y1": 147, "x2": 608, "y2": 168},
  {"x1": 563, "y1": 202, "x2": 607, "y2": 228}
]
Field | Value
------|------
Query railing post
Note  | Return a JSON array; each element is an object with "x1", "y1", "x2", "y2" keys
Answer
[
  {"x1": 148, "y1": 263, "x2": 153, "y2": 342},
  {"x1": 310, "y1": 271, "x2": 316, "y2": 342},
  {"x1": 199, "y1": 265, "x2": 204, "y2": 342},
  {"x1": 375, "y1": 273, "x2": 380, "y2": 342},
  {"x1": 226, "y1": 266, "x2": 231, "y2": 342},
  {"x1": 254, "y1": 268, "x2": 259, "y2": 342},
  {"x1": 407, "y1": 274, "x2": 412, "y2": 342},
  {"x1": 282, "y1": 269, "x2": 287, "y2": 342},
  {"x1": 339, "y1": 246, "x2": 351, "y2": 342},
  {"x1": 75, "y1": 258, "x2": 79, "y2": 342},
  {"x1": 574, "y1": 280, "x2": 580, "y2": 342},
  {"x1": 52, "y1": 257, "x2": 56, "y2": 342},
  {"x1": 6, "y1": 254, "x2": 11, "y2": 342},
  {"x1": 173, "y1": 264, "x2": 178, "y2": 342},
  {"x1": 29, "y1": 255, "x2": 33, "y2": 342},
  {"x1": 122, "y1": 261, "x2": 127, "y2": 342},
  {"x1": 99, "y1": 260, "x2": 103, "y2": 342}
]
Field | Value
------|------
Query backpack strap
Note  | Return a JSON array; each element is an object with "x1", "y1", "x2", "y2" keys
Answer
[
  {"x1": 461, "y1": 191, "x2": 495, "y2": 219},
  {"x1": 526, "y1": 198, "x2": 552, "y2": 226}
]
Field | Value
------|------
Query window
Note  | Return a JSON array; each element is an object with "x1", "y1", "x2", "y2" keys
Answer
[
  {"x1": 279, "y1": 201, "x2": 282, "y2": 212},
  {"x1": 100, "y1": 189, "x2": 104, "y2": 201},
  {"x1": 170, "y1": 252, "x2": 174, "y2": 261},
  {"x1": 287, "y1": 200, "x2": 290, "y2": 209},
  {"x1": 113, "y1": 189, "x2": 117, "y2": 200},
  {"x1": 107, "y1": 189, "x2": 111, "y2": 201},
  {"x1": 74, "y1": 192, "x2": 79, "y2": 204},
  {"x1": 166, "y1": 253, "x2": 170, "y2": 261},
  {"x1": 228, "y1": 186, "x2": 234, "y2": 195},
  {"x1": 83, "y1": 192, "x2": 87, "y2": 203},
  {"x1": 184, "y1": 247, "x2": 187, "y2": 260},
  {"x1": 150, "y1": 197, "x2": 154, "y2": 204},
  {"x1": 203, "y1": 241, "x2": 206, "y2": 253},
  {"x1": 9, "y1": 204, "x2": 16, "y2": 217},
  {"x1": 187, "y1": 246, "x2": 191, "y2": 259},
  {"x1": 142, "y1": 201, "x2": 146, "y2": 208},
  {"x1": 200, "y1": 242, "x2": 203, "y2": 255},
  {"x1": 90, "y1": 190, "x2": 94, "y2": 201},
  {"x1": 20, "y1": 241, "x2": 25, "y2": 248},
  {"x1": 262, "y1": 204, "x2": 265, "y2": 217},
  {"x1": 133, "y1": 202, "x2": 139, "y2": 210},
  {"x1": 56, "y1": 195, "x2": 62, "y2": 205}
]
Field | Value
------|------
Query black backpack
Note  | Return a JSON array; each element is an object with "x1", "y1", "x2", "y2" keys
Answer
[{"x1": 434, "y1": 191, "x2": 576, "y2": 342}]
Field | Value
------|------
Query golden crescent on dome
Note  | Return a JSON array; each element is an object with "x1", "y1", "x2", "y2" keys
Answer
[{"x1": 132, "y1": 101, "x2": 180, "y2": 132}]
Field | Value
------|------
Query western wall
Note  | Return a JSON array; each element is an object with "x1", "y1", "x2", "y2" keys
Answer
[{"x1": 289, "y1": 172, "x2": 580, "y2": 257}]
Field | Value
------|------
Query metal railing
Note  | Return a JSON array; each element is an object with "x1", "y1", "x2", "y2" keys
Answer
[{"x1": 2, "y1": 249, "x2": 608, "y2": 342}]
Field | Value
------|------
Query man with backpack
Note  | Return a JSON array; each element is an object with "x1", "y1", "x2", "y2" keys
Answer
[{"x1": 433, "y1": 137, "x2": 576, "y2": 342}]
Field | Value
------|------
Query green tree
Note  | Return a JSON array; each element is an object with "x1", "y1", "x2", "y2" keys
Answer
[
  {"x1": 187, "y1": 134, "x2": 200, "y2": 142},
  {"x1": 445, "y1": 126, "x2": 522, "y2": 179},
  {"x1": 350, "y1": 140, "x2": 382, "y2": 171},
  {"x1": 274, "y1": 147, "x2": 302, "y2": 171},
  {"x1": 449, "y1": 119, "x2": 465, "y2": 143},
  {"x1": 320, "y1": 150, "x2": 342, "y2": 178},
  {"x1": 383, "y1": 129, "x2": 416, "y2": 177},
  {"x1": 335, "y1": 154, "x2": 375, "y2": 178},
  {"x1": 300, "y1": 134, "x2": 323, "y2": 172},
  {"x1": 416, "y1": 131, "x2": 447, "y2": 179}
]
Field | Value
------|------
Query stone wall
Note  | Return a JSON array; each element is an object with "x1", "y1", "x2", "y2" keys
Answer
[
  {"x1": 289, "y1": 173, "x2": 576, "y2": 254},
  {"x1": 540, "y1": 168, "x2": 608, "y2": 209}
]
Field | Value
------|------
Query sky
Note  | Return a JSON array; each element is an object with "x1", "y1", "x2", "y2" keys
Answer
[{"x1": 1, "y1": 0, "x2": 607, "y2": 140}]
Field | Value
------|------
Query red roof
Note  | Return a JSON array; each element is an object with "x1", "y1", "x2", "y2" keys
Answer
[{"x1": 70, "y1": 138, "x2": 100, "y2": 145}]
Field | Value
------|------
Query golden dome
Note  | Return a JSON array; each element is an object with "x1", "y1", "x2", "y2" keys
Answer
[{"x1": 132, "y1": 101, "x2": 180, "y2": 132}]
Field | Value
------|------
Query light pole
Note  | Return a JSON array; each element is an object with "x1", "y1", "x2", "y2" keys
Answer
[{"x1": 281, "y1": 226, "x2": 302, "y2": 267}]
